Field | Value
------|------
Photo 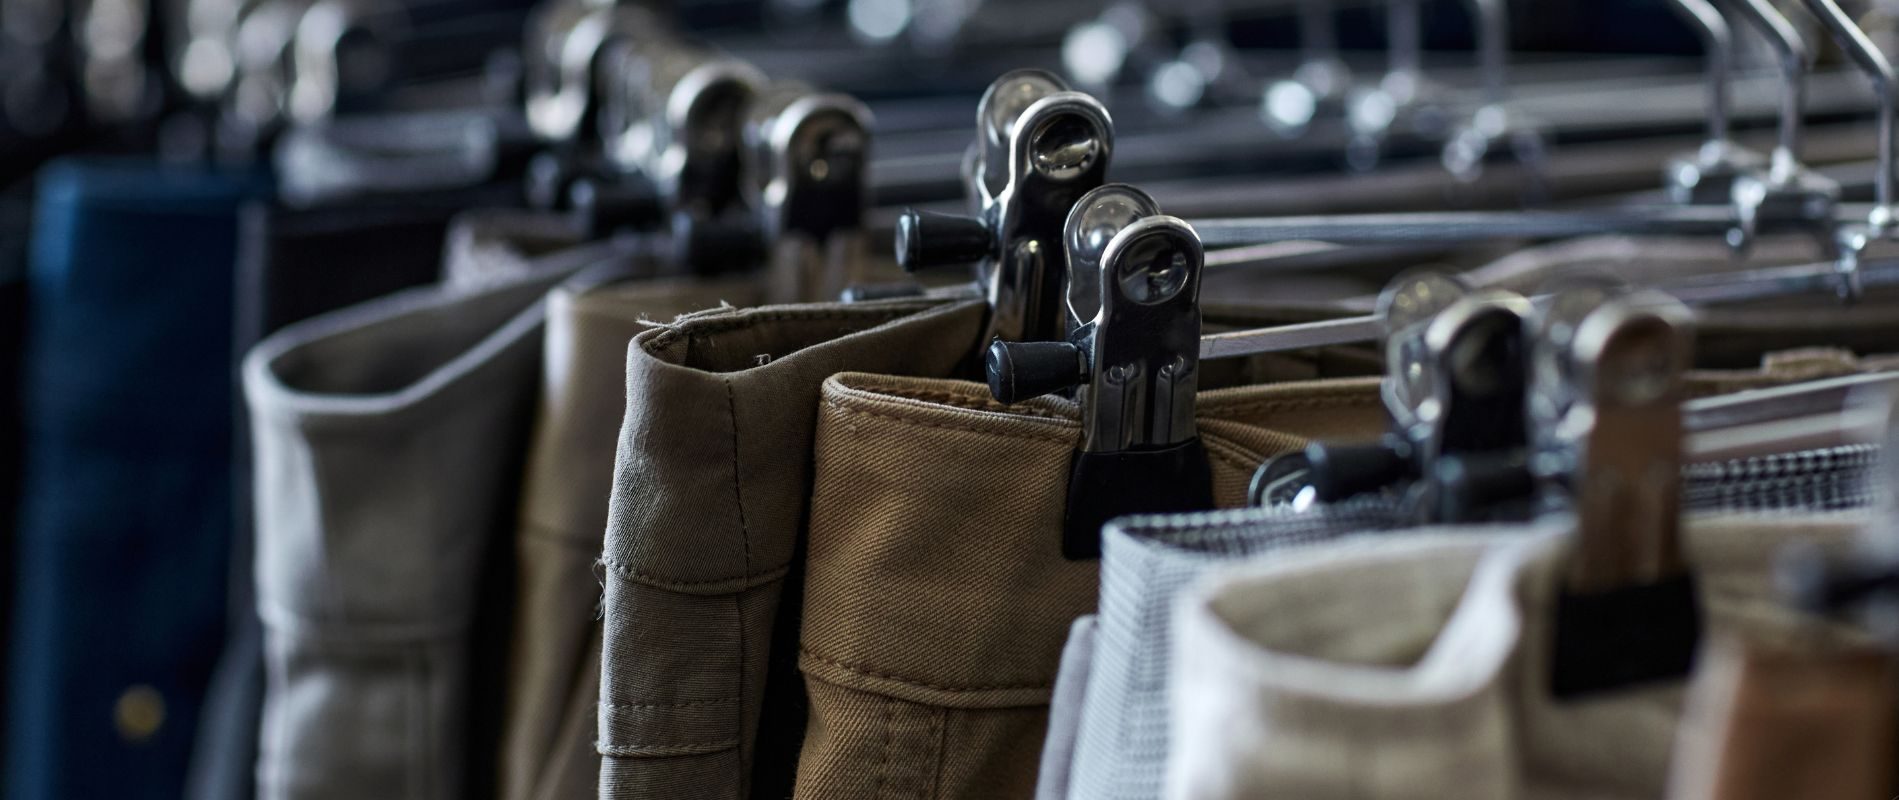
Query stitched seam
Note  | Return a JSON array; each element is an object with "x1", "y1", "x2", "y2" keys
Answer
[
  {"x1": 844, "y1": 386, "x2": 1072, "y2": 418},
  {"x1": 824, "y1": 401, "x2": 1076, "y2": 445},
  {"x1": 641, "y1": 308, "x2": 923, "y2": 349},
  {"x1": 598, "y1": 742, "x2": 739, "y2": 757},
  {"x1": 726, "y1": 378, "x2": 752, "y2": 581},
  {"x1": 601, "y1": 700, "x2": 739, "y2": 709},
  {"x1": 927, "y1": 707, "x2": 946, "y2": 800},
  {"x1": 1203, "y1": 395, "x2": 1382, "y2": 415},
  {"x1": 598, "y1": 557, "x2": 789, "y2": 588},
  {"x1": 873, "y1": 698, "x2": 894, "y2": 800},
  {"x1": 802, "y1": 650, "x2": 1053, "y2": 692}
]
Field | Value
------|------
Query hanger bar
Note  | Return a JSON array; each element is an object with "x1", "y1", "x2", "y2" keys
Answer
[
  {"x1": 1201, "y1": 315, "x2": 1387, "y2": 359},
  {"x1": 870, "y1": 66, "x2": 1880, "y2": 203},
  {"x1": 1683, "y1": 371, "x2": 1899, "y2": 434},
  {"x1": 1199, "y1": 252, "x2": 1899, "y2": 359},
  {"x1": 1190, "y1": 206, "x2": 1745, "y2": 248},
  {"x1": 1197, "y1": 201, "x2": 1878, "y2": 272}
]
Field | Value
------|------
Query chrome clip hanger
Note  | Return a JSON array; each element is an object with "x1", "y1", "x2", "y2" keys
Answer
[
  {"x1": 896, "y1": 70, "x2": 1114, "y2": 344},
  {"x1": 745, "y1": 83, "x2": 875, "y2": 302},
  {"x1": 984, "y1": 183, "x2": 1211, "y2": 558}
]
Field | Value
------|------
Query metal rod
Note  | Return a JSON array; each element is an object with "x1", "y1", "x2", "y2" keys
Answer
[
  {"x1": 1298, "y1": 0, "x2": 1338, "y2": 69},
  {"x1": 1684, "y1": 371, "x2": 1899, "y2": 433},
  {"x1": 1189, "y1": 206, "x2": 1743, "y2": 248},
  {"x1": 1387, "y1": 0, "x2": 1421, "y2": 83},
  {"x1": 1199, "y1": 254, "x2": 1899, "y2": 359}
]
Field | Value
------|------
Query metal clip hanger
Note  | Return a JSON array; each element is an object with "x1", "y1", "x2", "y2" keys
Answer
[
  {"x1": 896, "y1": 70, "x2": 1114, "y2": 344},
  {"x1": 1277, "y1": 276, "x2": 1536, "y2": 518},
  {"x1": 984, "y1": 184, "x2": 1211, "y2": 559},
  {"x1": 567, "y1": 37, "x2": 765, "y2": 270},
  {"x1": 1778, "y1": 390, "x2": 1899, "y2": 641},
  {"x1": 1260, "y1": 0, "x2": 1351, "y2": 136},
  {"x1": 744, "y1": 82, "x2": 875, "y2": 302},
  {"x1": 522, "y1": 0, "x2": 661, "y2": 146},
  {"x1": 1340, "y1": 0, "x2": 1449, "y2": 155},
  {"x1": 1545, "y1": 292, "x2": 1701, "y2": 698}
]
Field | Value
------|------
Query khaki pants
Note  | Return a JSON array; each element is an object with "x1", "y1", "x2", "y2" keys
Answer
[
  {"x1": 796, "y1": 353, "x2": 1899, "y2": 800},
  {"x1": 596, "y1": 297, "x2": 991, "y2": 800},
  {"x1": 500, "y1": 275, "x2": 766, "y2": 800},
  {"x1": 793, "y1": 373, "x2": 1391, "y2": 799}
]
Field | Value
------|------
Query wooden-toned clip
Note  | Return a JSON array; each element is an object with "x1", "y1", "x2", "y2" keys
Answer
[{"x1": 1547, "y1": 291, "x2": 1702, "y2": 698}]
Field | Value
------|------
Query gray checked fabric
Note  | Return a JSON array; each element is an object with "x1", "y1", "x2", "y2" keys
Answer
[
  {"x1": 245, "y1": 240, "x2": 622, "y2": 800},
  {"x1": 1047, "y1": 442, "x2": 1884, "y2": 800},
  {"x1": 596, "y1": 295, "x2": 988, "y2": 800},
  {"x1": 1035, "y1": 616, "x2": 1096, "y2": 800}
]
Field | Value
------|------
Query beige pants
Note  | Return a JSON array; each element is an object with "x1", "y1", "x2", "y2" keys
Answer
[{"x1": 1165, "y1": 514, "x2": 1875, "y2": 800}]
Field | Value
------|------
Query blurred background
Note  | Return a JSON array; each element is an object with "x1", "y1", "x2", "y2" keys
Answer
[{"x1": 2, "y1": 0, "x2": 1897, "y2": 798}]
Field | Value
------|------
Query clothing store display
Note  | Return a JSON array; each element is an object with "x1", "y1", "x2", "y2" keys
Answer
[
  {"x1": 596, "y1": 295, "x2": 988, "y2": 800},
  {"x1": 6, "y1": 159, "x2": 264, "y2": 800},
  {"x1": 243, "y1": 241, "x2": 611, "y2": 800},
  {"x1": 19, "y1": 2, "x2": 1899, "y2": 796},
  {"x1": 1163, "y1": 514, "x2": 1873, "y2": 800}
]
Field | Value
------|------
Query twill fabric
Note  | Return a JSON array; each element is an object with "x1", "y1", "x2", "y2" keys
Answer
[
  {"x1": 500, "y1": 273, "x2": 764, "y2": 800},
  {"x1": 596, "y1": 296, "x2": 990, "y2": 800},
  {"x1": 793, "y1": 373, "x2": 1393, "y2": 799}
]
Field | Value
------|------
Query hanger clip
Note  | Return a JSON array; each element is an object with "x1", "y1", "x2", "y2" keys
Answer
[
  {"x1": 985, "y1": 185, "x2": 1208, "y2": 559},
  {"x1": 747, "y1": 84, "x2": 873, "y2": 302},
  {"x1": 1293, "y1": 274, "x2": 1534, "y2": 522},
  {"x1": 896, "y1": 70, "x2": 1114, "y2": 344},
  {"x1": 1544, "y1": 292, "x2": 1702, "y2": 699}
]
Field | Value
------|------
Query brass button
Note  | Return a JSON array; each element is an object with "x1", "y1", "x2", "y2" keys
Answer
[{"x1": 114, "y1": 685, "x2": 165, "y2": 743}]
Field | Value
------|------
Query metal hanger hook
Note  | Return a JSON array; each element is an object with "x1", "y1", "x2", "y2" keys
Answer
[
  {"x1": 1798, "y1": 0, "x2": 1898, "y2": 230},
  {"x1": 1722, "y1": 0, "x2": 1810, "y2": 180},
  {"x1": 1668, "y1": 0, "x2": 1734, "y2": 152}
]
